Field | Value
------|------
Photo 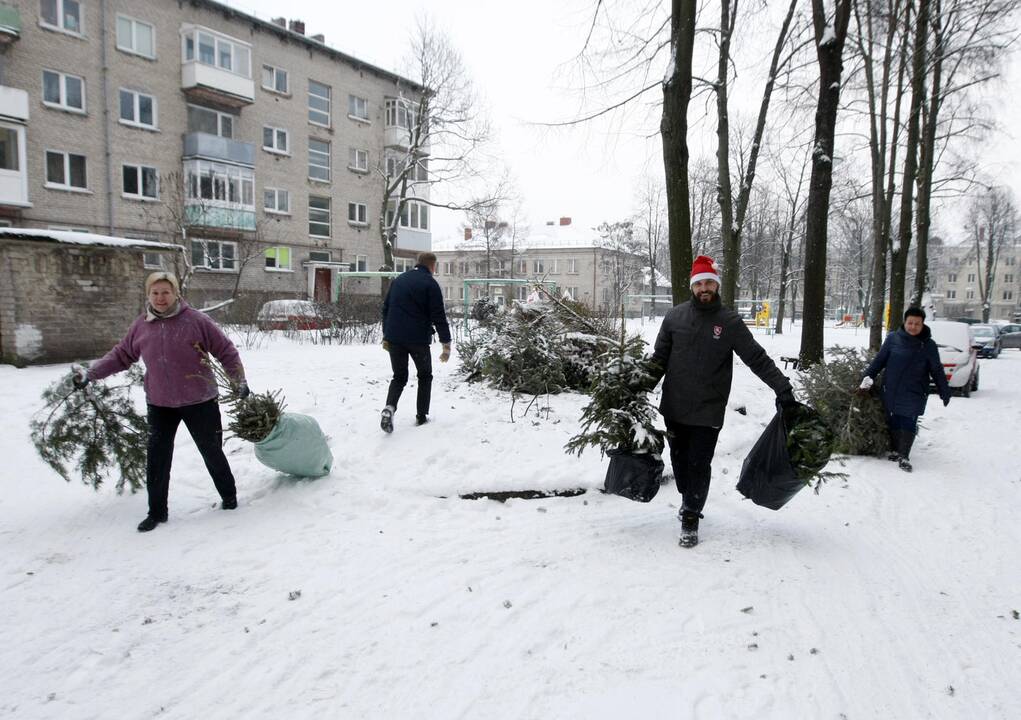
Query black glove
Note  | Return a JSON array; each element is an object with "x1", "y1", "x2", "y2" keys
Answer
[
  {"x1": 237, "y1": 381, "x2": 251, "y2": 400},
  {"x1": 776, "y1": 387, "x2": 798, "y2": 410},
  {"x1": 941, "y1": 394, "x2": 950, "y2": 407},
  {"x1": 71, "y1": 365, "x2": 90, "y2": 390}
]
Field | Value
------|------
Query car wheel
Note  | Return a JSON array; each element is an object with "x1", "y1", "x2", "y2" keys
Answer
[{"x1": 971, "y1": 371, "x2": 979, "y2": 392}]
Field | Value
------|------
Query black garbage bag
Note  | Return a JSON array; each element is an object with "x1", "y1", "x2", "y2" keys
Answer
[
  {"x1": 737, "y1": 402, "x2": 834, "y2": 510},
  {"x1": 604, "y1": 449, "x2": 664, "y2": 503}
]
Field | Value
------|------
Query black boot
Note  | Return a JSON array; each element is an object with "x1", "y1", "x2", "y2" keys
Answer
[
  {"x1": 679, "y1": 510, "x2": 703, "y2": 548},
  {"x1": 897, "y1": 431, "x2": 915, "y2": 473},
  {"x1": 380, "y1": 406, "x2": 394, "y2": 434},
  {"x1": 886, "y1": 430, "x2": 900, "y2": 461},
  {"x1": 221, "y1": 496, "x2": 238, "y2": 510},
  {"x1": 137, "y1": 514, "x2": 167, "y2": 532}
]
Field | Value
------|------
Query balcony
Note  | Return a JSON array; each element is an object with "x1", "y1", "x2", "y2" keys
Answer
[
  {"x1": 183, "y1": 132, "x2": 254, "y2": 166},
  {"x1": 395, "y1": 227, "x2": 431, "y2": 254},
  {"x1": 0, "y1": 85, "x2": 28, "y2": 123},
  {"x1": 0, "y1": 86, "x2": 29, "y2": 207},
  {"x1": 184, "y1": 204, "x2": 255, "y2": 232},
  {"x1": 182, "y1": 61, "x2": 254, "y2": 108},
  {"x1": 384, "y1": 125, "x2": 430, "y2": 156},
  {"x1": 0, "y1": 4, "x2": 20, "y2": 45}
]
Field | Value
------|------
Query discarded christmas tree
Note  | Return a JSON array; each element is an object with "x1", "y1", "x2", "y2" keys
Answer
[
  {"x1": 199, "y1": 345, "x2": 284, "y2": 442},
  {"x1": 31, "y1": 366, "x2": 148, "y2": 493}
]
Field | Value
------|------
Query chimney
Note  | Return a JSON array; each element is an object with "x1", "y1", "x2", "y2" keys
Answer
[
  {"x1": 311, "y1": 33, "x2": 325, "y2": 43},
  {"x1": 288, "y1": 19, "x2": 305, "y2": 35},
  {"x1": 464, "y1": 227, "x2": 472, "y2": 241},
  {"x1": 497, "y1": 222, "x2": 508, "y2": 229},
  {"x1": 559, "y1": 217, "x2": 572, "y2": 226},
  {"x1": 271, "y1": 17, "x2": 287, "y2": 28},
  {"x1": 546, "y1": 220, "x2": 554, "y2": 226}
]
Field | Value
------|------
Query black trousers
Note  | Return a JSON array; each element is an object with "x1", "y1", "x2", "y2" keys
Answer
[
  {"x1": 146, "y1": 399, "x2": 237, "y2": 518},
  {"x1": 665, "y1": 420, "x2": 722, "y2": 514},
  {"x1": 385, "y1": 342, "x2": 433, "y2": 416}
]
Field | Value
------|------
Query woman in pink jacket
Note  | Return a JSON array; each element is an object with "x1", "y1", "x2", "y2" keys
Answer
[{"x1": 75, "y1": 272, "x2": 248, "y2": 532}]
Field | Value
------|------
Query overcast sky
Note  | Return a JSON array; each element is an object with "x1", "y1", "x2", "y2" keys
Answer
[{"x1": 225, "y1": 0, "x2": 1020, "y2": 246}]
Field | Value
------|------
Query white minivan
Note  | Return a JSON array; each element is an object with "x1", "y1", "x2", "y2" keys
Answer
[{"x1": 928, "y1": 320, "x2": 980, "y2": 397}]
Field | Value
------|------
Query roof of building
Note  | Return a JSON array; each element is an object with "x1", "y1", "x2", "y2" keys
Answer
[
  {"x1": 433, "y1": 222, "x2": 611, "y2": 252},
  {"x1": 0, "y1": 228, "x2": 182, "y2": 252}
]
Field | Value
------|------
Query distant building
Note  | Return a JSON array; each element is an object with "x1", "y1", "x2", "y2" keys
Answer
[{"x1": 930, "y1": 241, "x2": 1020, "y2": 320}]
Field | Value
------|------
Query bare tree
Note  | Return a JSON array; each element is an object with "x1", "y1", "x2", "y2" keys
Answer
[
  {"x1": 966, "y1": 186, "x2": 1018, "y2": 321},
  {"x1": 772, "y1": 146, "x2": 810, "y2": 334},
  {"x1": 634, "y1": 178, "x2": 669, "y2": 315},
  {"x1": 598, "y1": 220, "x2": 645, "y2": 315}
]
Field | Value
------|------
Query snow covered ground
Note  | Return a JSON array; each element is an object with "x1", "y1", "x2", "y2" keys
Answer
[{"x1": 2, "y1": 321, "x2": 1019, "y2": 719}]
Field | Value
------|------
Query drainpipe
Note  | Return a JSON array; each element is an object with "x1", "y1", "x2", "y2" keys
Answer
[{"x1": 99, "y1": 0, "x2": 114, "y2": 234}]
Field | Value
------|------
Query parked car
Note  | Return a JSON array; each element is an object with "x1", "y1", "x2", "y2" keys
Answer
[
  {"x1": 951, "y1": 316, "x2": 981, "y2": 324},
  {"x1": 928, "y1": 320, "x2": 980, "y2": 397},
  {"x1": 970, "y1": 324, "x2": 1002, "y2": 358},
  {"x1": 998, "y1": 323, "x2": 1021, "y2": 350},
  {"x1": 257, "y1": 299, "x2": 331, "y2": 331}
]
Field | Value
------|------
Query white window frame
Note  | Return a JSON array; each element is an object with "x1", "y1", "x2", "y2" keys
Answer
[
  {"x1": 355, "y1": 254, "x2": 368, "y2": 272},
  {"x1": 121, "y1": 163, "x2": 159, "y2": 200},
  {"x1": 44, "y1": 149, "x2": 88, "y2": 191},
  {"x1": 567, "y1": 258, "x2": 578, "y2": 274},
  {"x1": 182, "y1": 26, "x2": 251, "y2": 79},
  {"x1": 442, "y1": 261, "x2": 453, "y2": 275},
  {"x1": 1004, "y1": 290, "x2": 1014, "y2": 300},
  {"x1": 948, "y1": 272, "x2": 957, "y2": 283},
  {"x1": 308, "y1": 195, "x2": 331, "y2": 238},
  {"x1": 116, "y1": 14, "x2": 155, "y2": 59},
  {"x1": 42, "y1": 69, "x2": 85, "y2": 114},
  {"x1": 263, "y1": 187, "x2": 290, "y2": 215},
  {"x1": 308, "y1": 80, "x2": 331, "y2": 127},
  {"x1": 262, "y1": 125, "x2": 289, "y2": 155},
  {"x1": 191, "y1": 238, "x2": 237, "y2": 272},
  {"x1": 946, "y1": 290, "x2": 956, "y2": 299},
  {"x1": 187, "y1": 104, "x2": 234, "y2": 138},
  {"x1": 517, "y1": 259, "x2": 527, "y2": 275},
  {"x1": 384, "y1": 97, "x2": 419, "y2": 130},
  {"x1": 261, "y1": 64, "x2": 289, "y2": 95},
  {"x1": 565, "y1": 287, "x2": 578, "y2": 300},
  {"x1": 40, "y1": 0, "x2": 83, "y2": 36},
  {"x1": 0, "y1": 123, "x2": 28, "y2": 201},
  {"x1": 348, "y1": 148, "x2": 369, "y2": 173},
  {"x1": 309, "y1": 250, "x2": 331, "y2": 263},
  {"x1": 142, "y1": 252, "x2": 164, "y2": 269},
  {"x1": 119, "y1": 88, "x2": 157, "y2": 130},
  {"x1": 548, "y1": 259, "x2": 559, "y2": 274},
  {"x1": 348, "y1": 94, "x2": 369, "y2": 122},
  {"x1": 1005, "y1": 273, "x2": 1014, "y2": 283},
  {"x1": 264, "y1": 246, "x2": 292, "y2": 272},
  {"x1": 967, "y1": 273, "x2": 976, "y2": 283},
  {"x1": 966, "y1": 290, "x2": 975, "y2": 299},
  {"x1": 533, "y1": 259, "x2": 545, "y2": 275},
  {"x1": 308, "y1": 138, "x2": 331, "y2": 182},
  {"x1": 348, "y1": 202, "x2": 368, "y2": 226},
  {"x1": 395, "y1": 257, "x2": 412, "y2": 272},
  {"x1": 183, "y1": 159, "x2": 254, "y2": 210}
]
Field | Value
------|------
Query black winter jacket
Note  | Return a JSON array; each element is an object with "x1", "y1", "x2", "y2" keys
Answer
[
  {"x1": 649, "y1": 297, "x2": 791, "y2": 427},
  {"x1": 382, "y1": 265, "x2": 451, "y2": 346},
  {"x1": 862, "y1": 325, "x2": 950, "y2": 417}
]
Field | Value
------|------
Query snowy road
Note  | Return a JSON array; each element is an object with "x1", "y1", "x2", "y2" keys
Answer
[{"x1": 2, "y1": 325, "x2": 1019, "y2": 719}]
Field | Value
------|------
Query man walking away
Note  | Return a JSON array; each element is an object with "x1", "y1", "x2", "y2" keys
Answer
[
  {"x1": 380, "y1": 252, "x2": 452, "y2": 432},
  {"x1": 646, "y1": 255, "x2": 797, "y2": 548}
]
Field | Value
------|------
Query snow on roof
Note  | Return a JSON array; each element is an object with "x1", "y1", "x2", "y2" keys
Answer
[{"x1": 0, "y1": 227, "x2": 181, "y2": 251}]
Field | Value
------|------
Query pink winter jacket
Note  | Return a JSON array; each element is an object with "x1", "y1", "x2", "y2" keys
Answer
[{"x1": 87, "y1": 302, "x2": 245, "y2": 408}]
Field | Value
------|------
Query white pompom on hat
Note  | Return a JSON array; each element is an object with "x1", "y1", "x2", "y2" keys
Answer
[
  {"x1": 145, "y1": 271, "x2": 180, "y2": 296},
  {"x1": 689, "y1": 255, "x2": 721, "y2": 287}
]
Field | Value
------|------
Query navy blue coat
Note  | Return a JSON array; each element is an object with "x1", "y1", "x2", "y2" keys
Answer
[
  {"x1": 863, "y1": 325, "x2": 950, "y2": 417},
  {"x1": 382, "y1": 265, "x2": 451, "y2": 346}
]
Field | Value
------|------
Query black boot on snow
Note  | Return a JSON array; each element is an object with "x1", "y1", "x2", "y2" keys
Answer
[
  {"x1": 887, "y1": 432, "x2": 900, "y2": 461},
  {"x1": 897, "y1": 431, "x2": 915, "y2": 473},
  {"x1": 415, "y1": 414, "x2": 428, "y2": 426},
  {"x1": 137, "y1": 514, "x2": 167, "y2": 532},
  {"x1": 679, "y1": 511, "x2": 702, "y2": 548},
  {"x1": 380, "y1": 406, "x2": 394, "y2": 434},
  {"x1": 221, "y1": 496, "x2": 238, "y2": 510}
]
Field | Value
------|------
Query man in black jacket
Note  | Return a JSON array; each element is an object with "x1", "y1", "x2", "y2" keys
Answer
[
  {"x1": 648, "y1": 255, "x2": 796, "y2": 547},
  {"x1": 380, "y1": 252, "x2": 452, "y2": 432}
]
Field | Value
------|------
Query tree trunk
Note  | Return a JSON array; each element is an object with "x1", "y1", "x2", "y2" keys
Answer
[
  {"x1": 912, "y1": 0, "x2": 943, "y2": 308},
  {"x1": 716, "y1": 0, "x2": 737, "y2": 306}
]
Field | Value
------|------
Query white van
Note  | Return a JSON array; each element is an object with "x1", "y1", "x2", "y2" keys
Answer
[{"x1": 928, "y1": 320, "x2": 980, "y2": 397}]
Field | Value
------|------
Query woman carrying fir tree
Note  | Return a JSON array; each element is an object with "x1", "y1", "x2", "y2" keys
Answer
[
  {"x1": 859, "y1": 306, "x2": 951, "y2": 472},
  {"x1": 72, "y1": 272, "x2": 250, "y2": 532}
]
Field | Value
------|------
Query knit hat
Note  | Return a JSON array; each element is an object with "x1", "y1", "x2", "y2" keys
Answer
[
  {"x1": 689, "y1": 255, "x2": 721, "y2": 288},
  {"x1": 145, "y1": 271, "x2": 180, "y2": 296}
]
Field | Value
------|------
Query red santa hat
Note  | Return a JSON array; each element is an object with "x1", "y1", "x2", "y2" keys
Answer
[{"x1": 689, "y1": 255, "x2": 721, "y2": 288}]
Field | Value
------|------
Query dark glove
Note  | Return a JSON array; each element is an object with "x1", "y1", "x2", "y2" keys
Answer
[
  {"x1": 237, "y1": 381, "x2": 251, "y2": 400},
  {"x1": 777, "y1": 387, "x2": 798, "y2": 410},
  {"x1": 71, "y1": 365, "x2": 90, "y2": 390}
]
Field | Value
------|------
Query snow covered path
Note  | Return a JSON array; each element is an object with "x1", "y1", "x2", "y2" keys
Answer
[{"x1": 2, "y1": 325, "x2": 1019, "y2": 719}]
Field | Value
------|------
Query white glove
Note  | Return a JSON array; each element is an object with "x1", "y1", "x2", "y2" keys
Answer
[
  {"x1": 859, "y1": 376, "x2": 874, "y2": 391},
  {"x1": 439, "y1": 343, "x2": 451, "y2": 363},
  {"x1": 71, "y1": 363, "x2": 90, "y2": 390}
]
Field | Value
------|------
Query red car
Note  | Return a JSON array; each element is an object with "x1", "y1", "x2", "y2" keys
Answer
[{"x1": 256, "y1": 300, "x2": 331, "y2": 330}]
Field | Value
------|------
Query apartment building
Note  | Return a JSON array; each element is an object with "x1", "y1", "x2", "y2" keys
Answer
[
  {"x1": 931, "y1": 241, "x2": 1021, "y2": 320},
  {"x1": 432, "y1": 218, "x2": 668, "y2": 316},
  {"x1": 0, "y1": 0, "x2": 430, "y2": 308}
]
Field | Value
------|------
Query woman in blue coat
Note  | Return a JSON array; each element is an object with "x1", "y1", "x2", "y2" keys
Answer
[{"x1": 860, "y1": 307, "x2": 951, "y2": 472}]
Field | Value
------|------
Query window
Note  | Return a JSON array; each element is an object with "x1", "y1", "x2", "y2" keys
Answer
[
  {"x1": 187, "y1": 105, "x2": 233, "y2": 138},
  {"x1": 143, "y1": 252, "x2": 163, "y2": 269},
  {"x1": 460, "y1": 286, "x2": 466, "y2": 300},
  {"x1": 116, "y1": 15, "x2": 154, "y2": 58},
  {"x1": 119, "y1": 89, "x2": 156, "y2": 129},
  {"x1": 184, "y1": 160, "x2": 254, "y2": 208},
  {"x1": 45, "y1": 150, "x2": 87, "y2": 190},
  {"x1": 349, "y1": 148, "x2": 368, "y2": 172},
  {"x1": 308, "y1": 138, "x2": 330, "y2": 182},
  {"x1": 533, "y1": 259, "x2": 545, "y2": 274},
  {"x1": 966, "y1": 290, "x2": 975, "y2": 299},
  {"x1": 548, "y1": 259, "x2": 559, "y2": 274},
  {"x1": 517, "y1": 259, "x2": 527, "y2": 275},
  {"x1": 1005, "y1": 273, "x2": 1014, "y2": 283},
  {"x1": 458, "y1": 261, "x2": 468, "y2": 275},
  {"x1": 40, "y1": 0, "x2": 81, "y2": 34},
  {"x1": 191, "y1": 238, "x2": 237, "y2": 271},
  {"x1": 947, "y1": 272, "x2": 957, "y2": 283},
  {"x1": 384, "y1": 98, "x2": 418, "y2": 130},
  {"x1": 442, "y1": 261, "x2": 453, "y2": 275},
  {"x1": 265, "y1": 246, "x2": 291, "y2": 271},
  {"x1": 122, "y1": 164, "x2": 158, "y2": 199},
  {"x1": 348, "y1": 202, "x2": 368, "y2": 225},
  {"x1": 517, "y1": 285, "x2": 528, "y2": 300},
  {"x1": 386, "y1": 156, "x2": 399, "y2": 178},
  {"x1": 967, "y1": 273, "x2": 976, "y2": 283},
  {"x1": 308, "y1": 80, "x2": 331, "y2": 126},
  {"x1": 0, "y1": 127, "x2": 21, "y2": 171},
  {"x1": 385, "y1": 200, "x2": 428, "y2": 230},
  {"x1": 946, "y1": 290, "x2": 956, "y2": 299},
  {"x1": 565, "y1": 287, "x2": 578, "y2": 300},
  {"x1": 355, "y1": 254, "x2": 368, "y2": 272},
  {"x1": 1005, "y1": 290, "x2": 1015, "y2": 300},
  {"x1": 261, "y1": 64, "x2": 288, "y2": 94},
  {"x1": 1006, "y1": 256, "x2": 1017, "y2": 266},
  {"x1": 262, "y1": 126, "x2": 289, "y2": 154},
  {"x1": 348, "y1": 95, "x2": 369, "y2": 121},
  {"x1": 567, "y1": 258, "x2": 578, "y2": 274},
  {"x1": 42, "y1": 70, "x2": 84, "y2": 113},
  {"x1": 415, "y1": 158, "x2": 428, "y2": 182},
  {"x1": 264, "y1": 187, "x2": 289, "y2": 214},
  {"x1": 309, "y1": 250, "x2": 331, "y2": 262},
  {"x1": 309, "y1": 195, "x2": 331, "y2": 237},
  {"x1": 395, "y1": 257, "x2": 412, "y2": 272},
  {"x1": 182, "y1": 27, "x2": 251, "y2": 78}
]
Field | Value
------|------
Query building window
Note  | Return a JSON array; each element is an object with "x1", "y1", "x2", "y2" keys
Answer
[
  {"x1": 348, "y1": 95, "x2": 369, "y2": 121},
  {"x1": 308, "y1": 195, "x2": 331, "y2": 238},
  {"x1": 119, "y1": 89, "x2": 156, "y2": 129},
  {"x1": 0, "y1": 126, "x2": 22, "y2": 172},
  {"x1": 385, "y1": 200, "x2": 429, "y2": 230},
  {"x1": 308, "y1": 80, "x2": 331, "y2": 127},
  {"x1": 308, "y1": 138, "x2": 330, "y2": 182},
  {"x1": 116, "y1": 15, "x2": 155, "y2": 58},
  {"x1": 395, "y1": 257, "x2": 411, "y2": 272},
  {"x1": 265, "y1": 246, "x2": 291, "y2": 271},
  {"x1": 565, "y1": 287, "x2": 578, "y2": 300},
  {"x1": 567, "y1": 258, "x2": 578, "y2": 274},
  {"x1": 384, "y1": 98, "x2": 418, "y2": 130},
  {"x1": 1005, "y1": 290, "x2": 1015, "y2": 301},
  {"x1": 966, "y1": 290, "x2": 975, "y2": 299},
  {"x1": 458, "y1": 261, "x2": 468, "y2": 275},
  {"x1": 533, "y1": 259, "x2": 545, "y2": 274},
  {"x1": 262, "y1": 126, "x2": 289, "y2": 154},
  {"x1": 946, "y1": 290, "x2": 956, "y2": 299},
  {"x1": 349, "y1": 148, "x2": 369, "y2": 172},
  {"x1": 184, "y1": 159, "x2": 254, "y2": 208},
  {"x1": 947, "y1": 272, "x2": 957, "y2": 283},
  {"x1": 355, "y1": 254, "x2": 368, "y2": 272},
  {"x1": 460, "y1": 286, "x2": 466, "y2": 300},
  {"x1": 45, "y1": 150, "x2": 87, "y2": 190},
  {"x1": 42, "y1": 70, "x2": 85, "y2": 113},
  {"x1": 309, "y1": 250, "x2": 331, "y2": 262},
  {"x1": 348, "y1": 202, "x2": 368, "y2": 226},
  {"x1": 442, "y1": 261, "x2": 453, "y2": 275},
  {"x1": 183, "y1": 26, "x2": 251, "y2": 78},
  {"x1": 263, "y1": 187, "x2": 289, "y2": 214},
  {"x1": 517, "y1": 259, "x2": 527, "y2": 275},
  {"x1": 261, "y1": 64, "x2": 289, "y2": 94},
  {"x1": 122, "y1": 164, "x2": 158, "y2": 199},
  {"x1": 187, "y1": 105, "x2": 233, "y2": 138},
  {"x1": 191, "y1": 239, "x2": 237, "y2": 271},
  {"x1": 143, "y1": 252, "x2": 164, "y2": 269},
  {"x1": 1005, "y1": 273, "x2": 1014, "y2": 283},
  {"x1": 602, "y1": 287, "x2": 611, "y2": 302},
  {"x1": 40, "y1": 0, "x2": 81, "y2": 34},
  {"x1": 1005, "y1": 256, "x2": 1017, "y2": 266},
  {"x1": 517, "y1": 285, "x2": 528, "y2": 300},
  {"x1": 415, "y1": 158, "x2": 428, "y2": 182},
  {"x1": 967, "y1": 273, "x2": 976, "y2": 283},
  {"x1": 548, "y1": 259, "x2": 559, "y2": 274}
]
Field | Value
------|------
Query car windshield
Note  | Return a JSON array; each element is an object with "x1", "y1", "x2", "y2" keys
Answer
[{"x1": 972, "y1": 327, "x2": 994, "y2": 338}]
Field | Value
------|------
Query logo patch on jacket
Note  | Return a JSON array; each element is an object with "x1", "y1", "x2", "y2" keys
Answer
[{"x1": 713, "y1": 325, "x2": 723, "y2": 339}]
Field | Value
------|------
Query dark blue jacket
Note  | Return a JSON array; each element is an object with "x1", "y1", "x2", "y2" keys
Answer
[
  {"x1": 382, "y1": 265, "x2": 451, "y2": 346},
  {"x1": 863, "y1": 325, "x2": 950, "y2": 417}
]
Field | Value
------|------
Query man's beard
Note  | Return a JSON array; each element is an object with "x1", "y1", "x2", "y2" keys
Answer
[{"x1": 694, "y1": 290, "x2": 719, "y2": 305}]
